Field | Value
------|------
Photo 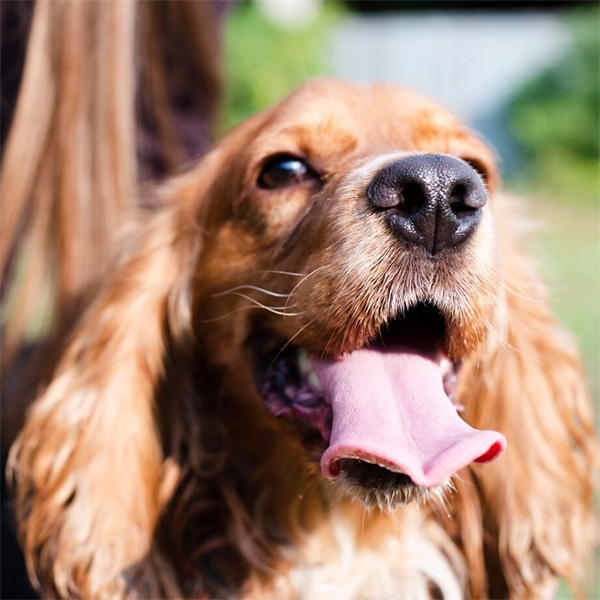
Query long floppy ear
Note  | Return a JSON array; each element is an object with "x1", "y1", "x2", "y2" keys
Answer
[
  {"x1": 7, "y1": 176, "x2": 204, "y2": 599},
  {"x1": 7, "y1": 105, "x2": 270, "y2": 599},
  {"x1": 460, "y1": 196, "x2": 597, "y2": 599}
]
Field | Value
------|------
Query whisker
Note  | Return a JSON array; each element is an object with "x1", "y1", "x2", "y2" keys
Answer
[
  {"x1": 451, "y1": 472, "x2": 475, "y2": 487},
  {"x1": 503, "y1": 282, "x2": 538, "y2": 303},
  {"x1": 428, "y1": 491, "x2": 446, "y2": 522},
  {"x1": 216, "y1": 292, "x2": 306, "y2": 317},
  {"x1": 264, "y1": 318, "x2": 316, "y2": 378},
  {"x1": 212, "y1": 285, "x2": 295, "y2": 299},
  {"x1": 285, "y1": 265, "x2": 328, "y2": 312},
  {"x1": 256, "y1": 269, "x2": 307, "y2": 277},
  {"x1": 199, "y1": 303, "x2": 301, "y2": 324},
  {"x1": 324, "y1": 483, "x2": 346, "y2": 511},
  {"x1": 436, "y1": 489, "x2": 452, "y2": 520}
]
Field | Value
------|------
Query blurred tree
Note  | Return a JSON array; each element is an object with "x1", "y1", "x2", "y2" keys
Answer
[
  {"x1": 508, "y1": 6, "x2": 599, "y2": 200},
  {"x1": 222, "y1": 0, "x2": 343, "y2": 130}
]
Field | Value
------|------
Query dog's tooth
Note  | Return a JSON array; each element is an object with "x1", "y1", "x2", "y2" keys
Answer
[
  {"x1": 308, "y1": 371, "x2": 323, "y2": 391},
  {"x1": 298, "y1": 348, "x2": 312, "y2": 375},
  {"x1": 298, "y1": 348, "x2": 323, "y2": 390}
]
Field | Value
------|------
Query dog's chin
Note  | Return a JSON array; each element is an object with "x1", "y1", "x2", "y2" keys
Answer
[
  {"x1": 333, "y1": 459, "x2": 447, "y2": 511},
  {"x1": 251, "y1": 302, "x2": 461, "y2": 511}
]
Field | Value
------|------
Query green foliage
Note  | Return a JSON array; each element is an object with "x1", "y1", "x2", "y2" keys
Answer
[
  {"x1": 222, "y1": 1, "x2": 345, "y2": 131},
  {"x1": 508, "y1": 6, "x2": 600, "y2": 201}
]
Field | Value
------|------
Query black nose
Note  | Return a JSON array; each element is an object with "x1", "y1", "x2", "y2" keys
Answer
[{"x1": 366, "y1": 155, "x2": 487, "y2": 254}]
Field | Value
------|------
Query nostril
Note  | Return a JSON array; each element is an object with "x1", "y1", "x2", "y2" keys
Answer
[
  {"x1": 449, "y1": 183, "x2": 475, "y2": 217},
  {"x1": 448, "y1": 181, "x2": 486, "y2": 219},
  {"x1": 399, "y1": 182, "x2": 426, "y2": 216},
  {"x1": 367, "y1": 179, "x2": 428, "y2": 214}
]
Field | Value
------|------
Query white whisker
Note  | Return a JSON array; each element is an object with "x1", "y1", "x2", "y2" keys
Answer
[
  {"x1": 265, "y1": 318, "x2": 317, "y2": 377},
  {"x1": 285, "y1": 265, "x2": 328, "y2": 312},
  {"x1": 256, "y1": 269, "x2": 307, "y2": 277},
  {"x1": 450, "y1": 472, "x2": 475, "y2": 488},
  {"x1": 220, "y1": 293, "x2": 305, "y2": 317},
  {"x1": 212, "y1": 285, "x2": 295, "y2": 299},
  {"x1": 199, "y1": 303, "x2": 301, "y2": 324}
]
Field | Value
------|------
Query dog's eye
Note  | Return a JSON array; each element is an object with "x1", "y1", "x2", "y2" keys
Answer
[{"x1": 258, "y1": 155, "x2": 317, "y2": 189}]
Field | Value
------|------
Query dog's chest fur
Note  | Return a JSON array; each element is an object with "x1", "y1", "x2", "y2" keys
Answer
[{"x1": 250, "y1": 507, "x2": 465, "y2": 600}]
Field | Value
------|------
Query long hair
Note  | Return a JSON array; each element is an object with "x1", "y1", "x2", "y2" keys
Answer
[{"x1": 0, "y1": 0, "x2": 221, "y2": 370}]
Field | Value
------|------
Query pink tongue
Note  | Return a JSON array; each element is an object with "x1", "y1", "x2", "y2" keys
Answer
[{"x1": 313, "y1": 346, "x2": 505, "y2": 488}]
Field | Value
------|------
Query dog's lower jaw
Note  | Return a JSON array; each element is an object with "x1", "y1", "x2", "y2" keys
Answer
[{"x1": 330, "y1": 459, "x2": 454, "y2": 513}]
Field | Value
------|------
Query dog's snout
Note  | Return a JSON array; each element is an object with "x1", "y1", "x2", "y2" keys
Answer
[{"x1": 366, "y1": 155, "x2": 487, "y2": 254}]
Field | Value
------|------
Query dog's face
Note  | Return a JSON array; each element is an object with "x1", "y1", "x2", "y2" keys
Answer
[{"x1": 191, "y1": 81, "x2": 505, "y2": 509}]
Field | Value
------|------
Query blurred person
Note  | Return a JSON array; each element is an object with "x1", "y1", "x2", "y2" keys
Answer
[{"x1": 0, "y1": 1, "x2": 230, "y2": 597}]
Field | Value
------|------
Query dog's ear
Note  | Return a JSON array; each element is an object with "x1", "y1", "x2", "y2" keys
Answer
[
  {"x1": 6, "y1": 147, "x2": 231, "y2": 597},
  {"x1": 459, "y1": 196, "x2": 597, "y2": 599},
  {"x1": 7, "y1": 107, "x2": 268, "y2": 599}
]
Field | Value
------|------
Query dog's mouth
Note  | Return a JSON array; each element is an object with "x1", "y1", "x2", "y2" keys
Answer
[{"x1": 253, "y1": 303, "x2": 505, "y2": 507}]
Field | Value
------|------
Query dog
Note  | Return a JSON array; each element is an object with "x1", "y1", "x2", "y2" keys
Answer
[{"x1": 7, "y1": 80, "x2": 597, "y2": 599}]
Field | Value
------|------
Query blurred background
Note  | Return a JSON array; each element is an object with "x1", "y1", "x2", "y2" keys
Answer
[{"x1": 222, "y1": 2, "x2": 599, "y2": 596}]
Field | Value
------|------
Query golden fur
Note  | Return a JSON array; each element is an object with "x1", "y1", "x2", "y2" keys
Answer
[{"x1": 5, "y1": 79, "x2": 597, "y2": 599}]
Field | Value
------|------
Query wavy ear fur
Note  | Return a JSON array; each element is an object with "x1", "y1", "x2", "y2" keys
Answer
[
  {"x1": 460, "y1": 196, "x2": 597, "y2": 599},
  {"x1": 8, "y1": 178, "x2": 202, "y2": 598},
  {"x1": 7, "y1": 106, "x2": 271, "y2": 599}
]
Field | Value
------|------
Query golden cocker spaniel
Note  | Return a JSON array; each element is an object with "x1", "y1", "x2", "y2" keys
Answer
[{"x1": 9, "y1": 80, "x2": 597, "y2": 599}]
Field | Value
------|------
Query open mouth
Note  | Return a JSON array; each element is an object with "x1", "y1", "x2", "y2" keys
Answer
[{"x1": 253, "y1": 303, "x2": 505, "y2": 507}]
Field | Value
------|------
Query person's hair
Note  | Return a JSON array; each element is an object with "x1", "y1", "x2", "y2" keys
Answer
[{"x1": 0, "y1": 0, "x2": 221, "y2": 367}]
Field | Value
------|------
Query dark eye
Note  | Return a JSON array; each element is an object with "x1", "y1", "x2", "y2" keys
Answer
[{"x1": 257, "y1": 155, "x2": 318, "y2": 189}]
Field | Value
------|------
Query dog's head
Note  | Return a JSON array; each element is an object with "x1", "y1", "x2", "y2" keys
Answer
[
  {"x1": 11, "y1": 80, "x2": 595, "y2": 599},
  {"x1": 192, "y1": 80, "x2": 504, "y2": 508}
]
